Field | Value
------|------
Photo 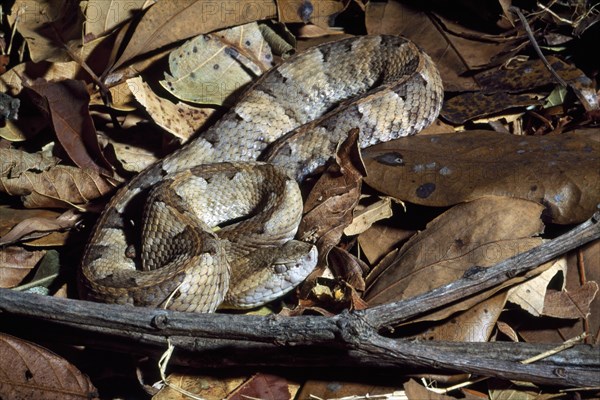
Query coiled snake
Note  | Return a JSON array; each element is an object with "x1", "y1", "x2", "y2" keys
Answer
[{"x1": 79, "y1": 35, "x2": 443, "y2": 312}]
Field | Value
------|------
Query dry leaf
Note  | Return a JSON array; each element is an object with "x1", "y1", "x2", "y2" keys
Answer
[
  {"x1": 127, "y1": 77, "x2": 215, "y2": 142},
  {"x1": 160, "y1": 22, "x2": 273, "y2": 106},
  {"x1": 542, "y1": 281, "x2": 599, "y2": 319},
  {"x1": 0, "y1": 163, "x2": 115, "y2": 208},
  {"x1": 108, "y1": 0, "x2": 278, "y2": 72},
  {"x1": 297, "y1": 379, "x2": 403, "y2": 400},
  {"x1": 358, "y1": 224, "x2": 414, "y2": 265},
  {"x1": 365, "y1": 1, "x2": 518, "y2": 91},
  {"x1": 0, "y1": 247, "x2": 46, "y2": 288},
  {"x1": 327, "y1": 246, "x2": 367, "y2": 291},
  {"x1": 363, "y1": 130, "x2": 600, "y2": 224},
  {"x1": 442, "y1": 57, "x2": 598, "y2": 123},
  {"x1": 298, "y1": 129, "x2": 365, "y2": 265},
  {"x1": 81, "y1": 0, "x2": 148, "y2": 38},
  {"x1": 0, "y1": 209, "x2": 80, "y2": 246},
  {"x1": 0, "y1": 333, "x2": 98, "y2": 399},
  {"x1": 404, "y1": 379, "x2": 455, "y2": 400},
  {"x1": 508, "y1": 258, "x2": 567, "y2": 316},
  {"x1": 154, "y1": 373, "x2": 246, "y2": 400},
  {"x1": 27, "y1": 79, "x2": 113, "y2": 175},
  {"x1": 343, "y1": 197, "x2": 393, "y2": 236},
  {"x1": 0, "y1": 148, "x2": 60, "y2": 178},
  {"x1": 496, "y1": 321, "x2": 520, "y2": 342},
  {"x1": 365, "y1": 196, "x2": 545, "y2": 306},
  {"x1": 8, "y1": 0, "x2": 84, "y2": 63},
  {"x1": 414, "y1": 291, "x2": 509, "y2": 342},
  {"x1": 228, "y1": 373, "x2": 291, "y2": 400}
]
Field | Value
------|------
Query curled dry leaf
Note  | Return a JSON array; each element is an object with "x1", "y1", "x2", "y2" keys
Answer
[
  {"x1": 0, "y1": 333, "x2": 98, "y2": 399},
  {"x1": 127, "y1": 77, "x2": 215, "y2": 142},
  {"x1": 0, "y1": 163, "x2": 115, "y2": 209},
  {"x1": 0, "y1": 209, "x2": 80, "y2": 246},
  {"x1": 363, "y1": 130, "x2": 600, "y2": 224},
  {"x1": 298, "y1": 128, "x2": 365, "y2": 264},
  {"x1": 365, "y1": 196, "x2": 545, "y2": 307},
  {"x1": 343, "y1": 196, "x2": 393, "y2": 236},
  {"x1": 327, "y1": 246, "x2": 367, "y2": 291},
  {"x1": 160, "y1": 22, "x2": 273, "y2": 106}
]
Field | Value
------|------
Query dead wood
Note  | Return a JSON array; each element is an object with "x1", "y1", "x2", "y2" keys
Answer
[{"x1": 1, "y1": 210, "x2": 599, "y2": 387}]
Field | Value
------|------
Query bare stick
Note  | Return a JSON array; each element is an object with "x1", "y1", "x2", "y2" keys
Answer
[{"x1": 510, "y1": 6, "x2": 568, "y2": 87}]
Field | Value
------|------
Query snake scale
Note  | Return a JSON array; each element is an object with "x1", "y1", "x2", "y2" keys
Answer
[{"x1": 79, "y1": 35, "x2": 443, "y2": 312}]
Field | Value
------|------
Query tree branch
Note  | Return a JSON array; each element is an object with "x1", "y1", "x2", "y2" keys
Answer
[{"x1": 1, "y1": 210, "x2": 599, "y2": 387}]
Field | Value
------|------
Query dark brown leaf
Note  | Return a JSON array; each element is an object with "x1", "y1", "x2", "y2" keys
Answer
[
  {"x1": 27, "y1": 79, "x2": 112, "y2": 176},
  {"x1": 298, "y1": 128, "x2": 365, "y2": 264},
  {"x1": 327, "y1": 247, "x2": 367, "y2": 291},
  {"x1": 363, "y1": 130, "x2": 600, "y2": 224},
  {"x1": 0, "y1": 333, "x2": 98, "y2": 399},
  {"x1": 542, "y1": 281, "x2": 599, "y2": 319}
]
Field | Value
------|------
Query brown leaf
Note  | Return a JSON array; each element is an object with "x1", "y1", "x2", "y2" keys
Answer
[
  {"x1": 327, "y1": 247, "x2": 367, "y2": 291},
  {"x1": 27, "y1": 79, "x2": 112, "y2": 175},
  {"x1": 414, "y1": 291, "x2": 509, "y2": 342},
  {"x1": 0, "y1": 148, "x2": 61, "y2": 178},
  {"x1": 358, "y1": 224, "x2": 414, "y2": 265},
  {"x1": 0, "y1": 247, "x2": 46, "y2": 288},
  {"x1": 442, "y1": 57, "x2": 598, "y2": 123},
  {"x1": 108, "y1": 0, "x2": 278, "y2": 72},
  {"x1": 155, "y1": 373, "x2": 246, "y2": 399},
  {"x1": 127, "y1": 77, "x2": 215, "y2": 142},
  {"x1": 298, "y1": 128, "x2": 365, "y2": 264},
  {"x1": 228, "y1": 373, "x2": 291, "y2": 400},
  {"x1": 363, "y1": 130, "x2": 600, "y2": 224},
  {"x1": 404, "y1": 379, "x2": 456, "y2": 400},
  {"x1": 508, "y1": 258, "x2": 567, "y2": 316},
  {"x1": 0, "y1": 333, "x2": 98, "y2": 399},
  {"x1": 7, "y1": 0, "x2": 84, "y2": 63},
  {"x1": 542, "y1": 281, "x2": 599, "y2": 319},
  {"x1": 82, "y1": 0, "x2": 149, "y2": 38},
  {"x1": 0, "y1": 164, "x2": 115, "y2": 208},
  {"x1": 297, "y1": 379, "x2": 402, "y2": 400},
  {"x1": 365, "y1": 196, "x2": 545, "y2": 306},
  {"x1": 0, "y1": 209, "x2": 80, "y2": 246},
  {"x1": 365, "y1": 2, "x2": 520, "y2": 92},
  {"x1": 442, "y1": 92, "x2": 541, "y2": 125}
]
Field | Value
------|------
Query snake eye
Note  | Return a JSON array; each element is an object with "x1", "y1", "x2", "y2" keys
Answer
[{"x1": 273, "y1": 264, "x2": 287, "y2": 274}]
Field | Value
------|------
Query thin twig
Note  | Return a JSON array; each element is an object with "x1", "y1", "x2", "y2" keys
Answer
[{"x1": 510, "y1": 6, "x2": 568, "y2": 87}]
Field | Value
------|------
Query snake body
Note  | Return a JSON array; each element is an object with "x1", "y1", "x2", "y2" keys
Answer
[{"x1": 79, "y1": 35, "x2": 443, "y2": 312}]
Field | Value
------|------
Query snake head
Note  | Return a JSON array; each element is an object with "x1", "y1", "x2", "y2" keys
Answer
[{"x1": 222, "y1": 241, "x2": 317, "y2": 309}]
